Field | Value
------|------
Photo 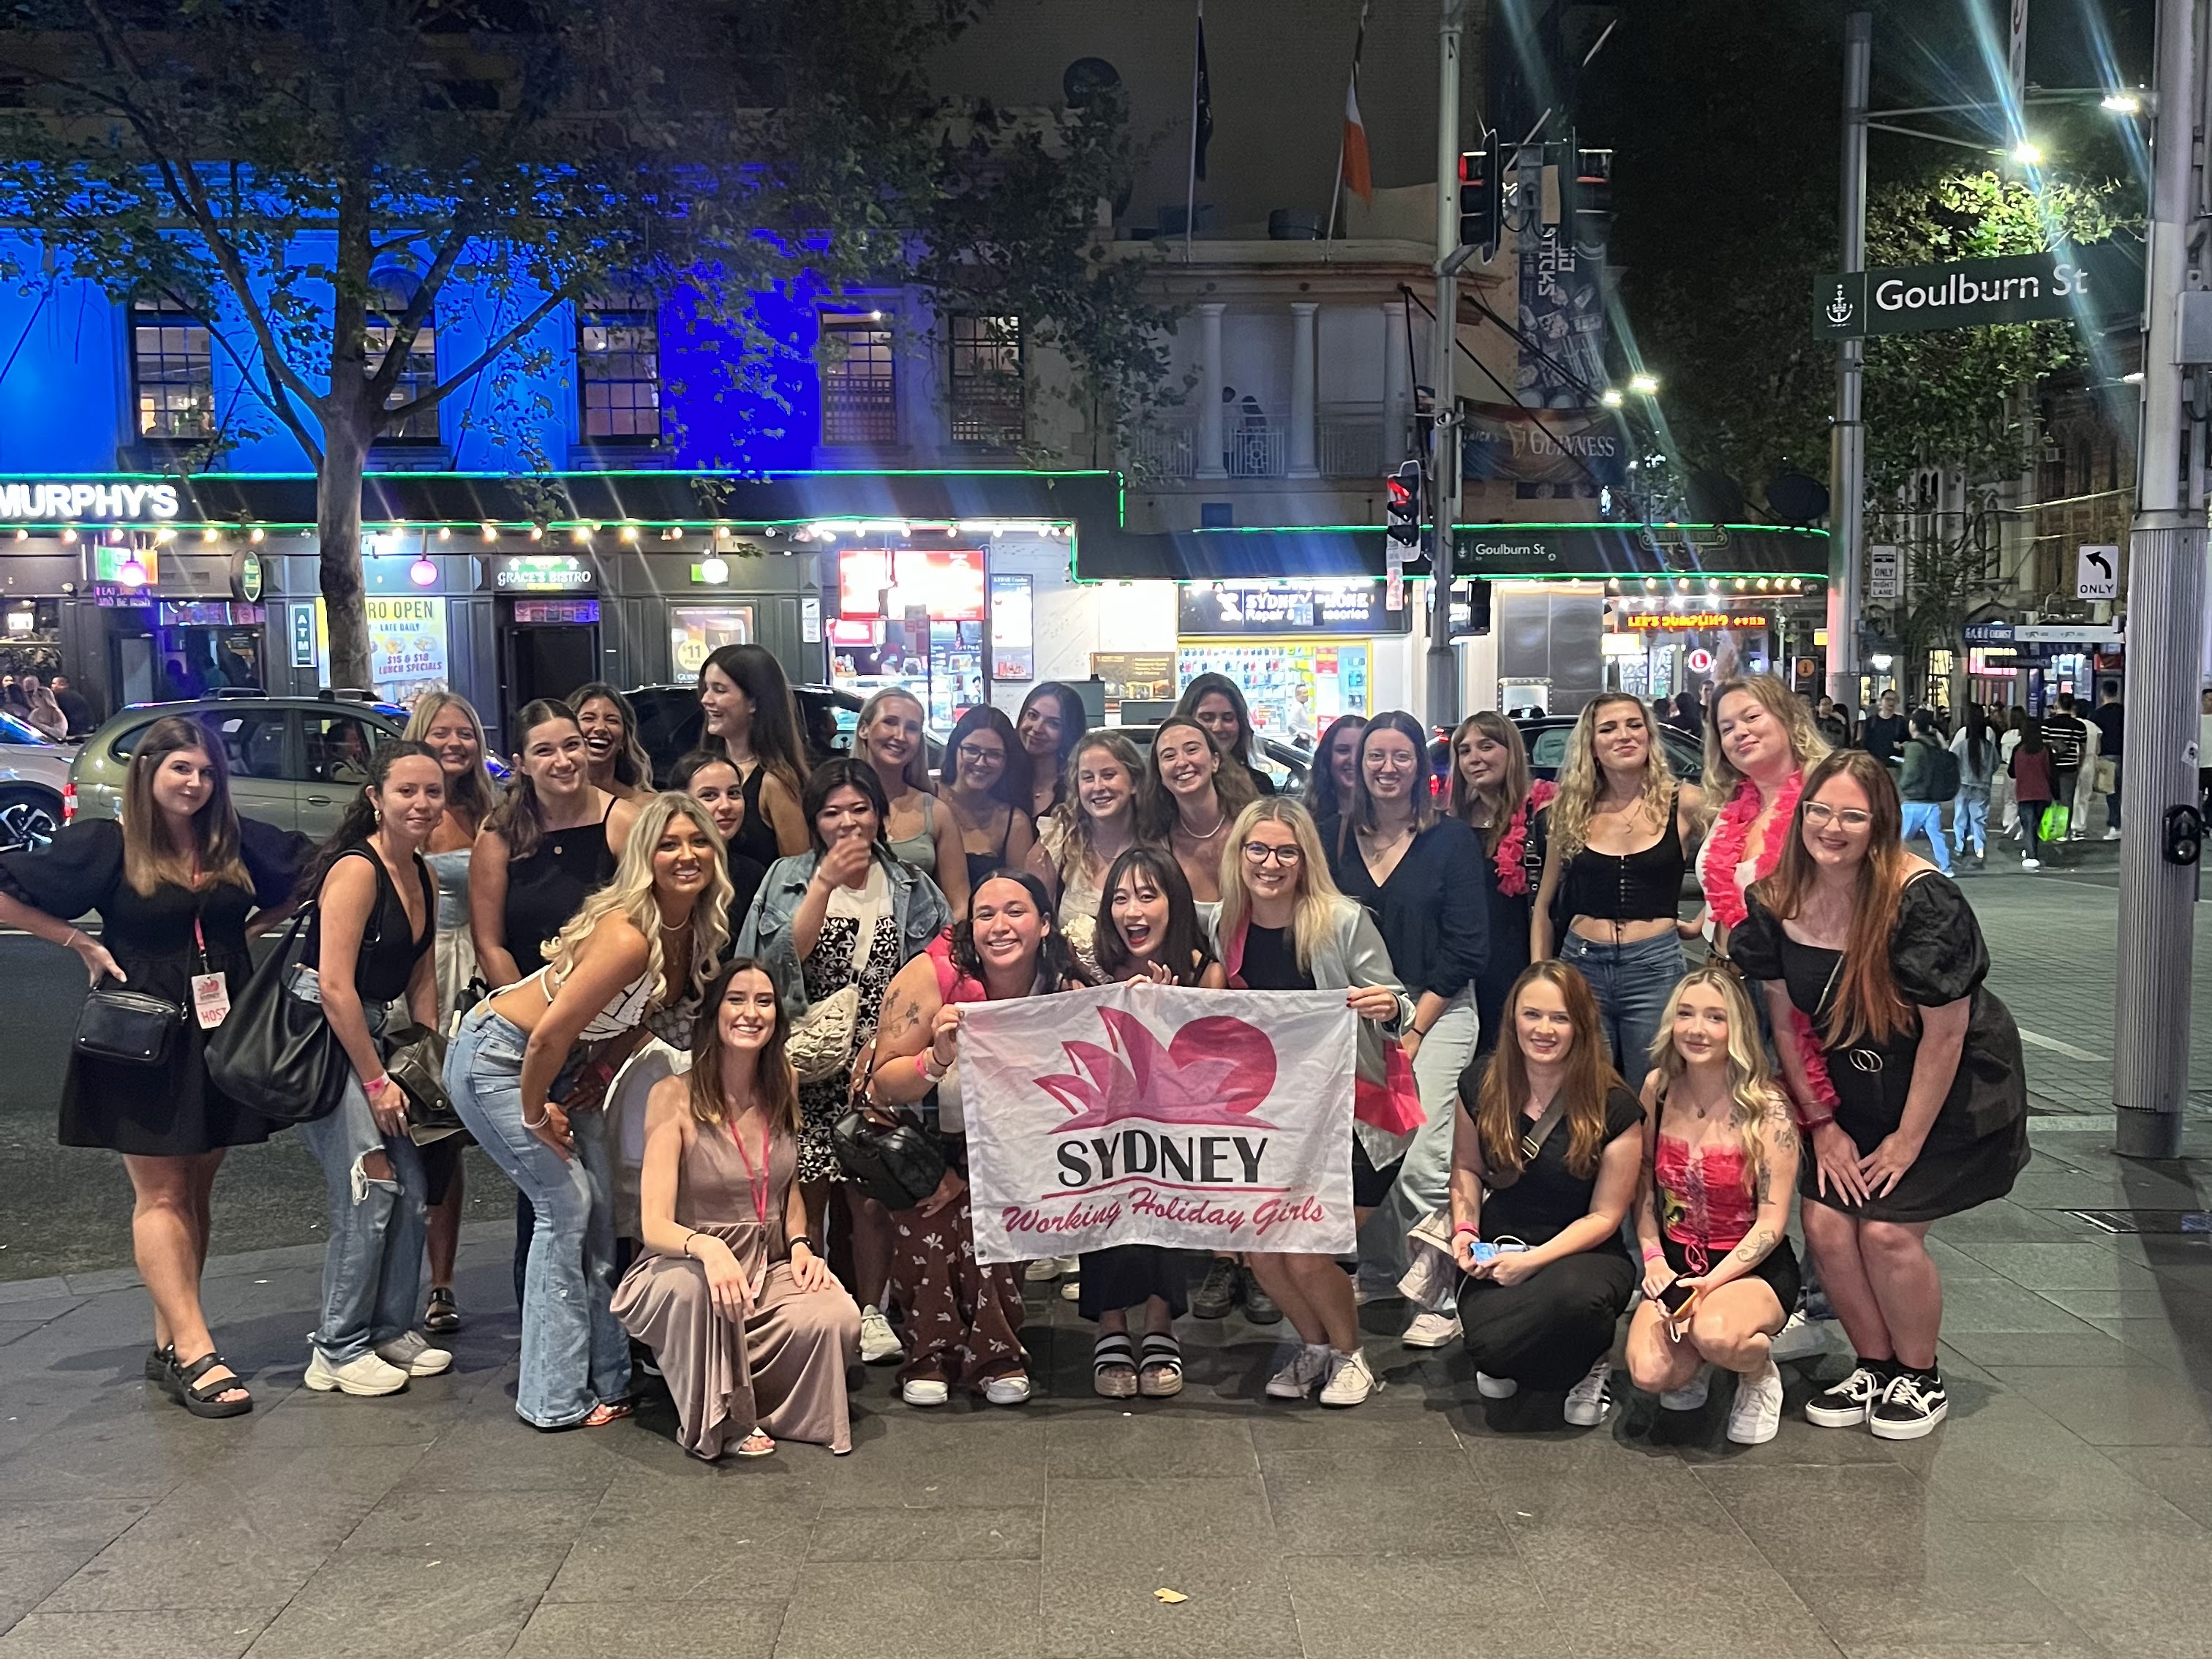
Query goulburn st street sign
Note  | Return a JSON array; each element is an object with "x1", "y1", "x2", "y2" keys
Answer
[{"x1": 1815, "y1": 239, "x2": 2143, "y2": 339}]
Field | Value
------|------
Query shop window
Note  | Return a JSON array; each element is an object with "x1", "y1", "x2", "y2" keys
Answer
[
  {"x1": 130, "y1": 296, "x2": 215, "y2": 441},
  {"x1": 302, "y1": 712, "x2": 382, "y2": 785},
  {"x1": 579, "y1": 295, "x2": 661, "y2": 442},
  {"x1": 366, "y1": 282, "x2": 440, "y2": 443},
  {"x1": 948, "y1": 315, "x2": 1023, "y2": 450},
  {"x1": 821, "y1": 311, "x2": 897, "y2": 446}
]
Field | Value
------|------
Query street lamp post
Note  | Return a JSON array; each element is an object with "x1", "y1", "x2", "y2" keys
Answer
[{"x1": 1827, "y1": 12, "x2": 1872, "y2": 709}]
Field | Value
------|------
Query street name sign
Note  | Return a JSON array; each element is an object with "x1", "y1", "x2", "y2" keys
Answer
[{"x1": 1816, "y1": 241, "x2": 2143, "y2": 339}]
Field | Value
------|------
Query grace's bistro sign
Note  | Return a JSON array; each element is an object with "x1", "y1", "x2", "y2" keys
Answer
[
  {"x1": 1816, "y1": 240, "x2": 2143, "y2": 340},
  {"x1": 0, "y1": 480, "x2": 181, "y2": 521}
]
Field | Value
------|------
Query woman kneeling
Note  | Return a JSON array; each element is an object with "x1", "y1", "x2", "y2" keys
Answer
[
  {"x1": 616, "y1": 960, "x2": 860, "y2": 1459},
  {"x1": 1625, "y1": 966, "x2": 1801, "y2": 1444}
]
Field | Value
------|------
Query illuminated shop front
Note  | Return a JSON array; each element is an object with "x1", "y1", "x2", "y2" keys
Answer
[{"x1": 1175, "y1": 580, "x2": 1405, "y2": 748}]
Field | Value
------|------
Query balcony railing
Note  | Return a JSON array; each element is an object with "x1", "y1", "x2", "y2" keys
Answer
[
  {"x1": 1320, "y1": 410, "x2": 1384, "y2": 479},
  {"x1": 1224, "y1": 413, "x2": 1285, "y2": 478},
  {"x1": 1129, "y1": 415, "x2": 1195, "y2": 481}
]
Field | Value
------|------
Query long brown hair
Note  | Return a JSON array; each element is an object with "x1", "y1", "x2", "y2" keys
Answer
[
  {"x1": 1749, "y1": 748, "x2": 1912, "y2": 1047},
  {"x1": 121, "y1": 715, "x2": 250, "y2": 897},
  {"x1": 486, "y1": 699, "x2": 585, "y2": 862},
  {"x1": 1473, "y1": 961, "x2": 1622, "y2": 1180},
  {"x1": 1448, "y1": 711, "x2": 1532, "y2": 854},
  {"x1": 402, "y1": 691, "x2": 499, "y2": 835},
  {"x1": 685, "y1": 958, "x2": 802, "y2": 1134},
  {"x1": 1350, "y1": 709, "x2": 1440, "y2": 835},
  {"x1": 1146, "y1": 713, "x2": 1256, "y2": 838}
]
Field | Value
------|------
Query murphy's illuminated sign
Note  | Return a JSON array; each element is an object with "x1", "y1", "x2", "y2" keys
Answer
[{"x1": 0, "y1": 480, "x2": 181, "y2": 521}]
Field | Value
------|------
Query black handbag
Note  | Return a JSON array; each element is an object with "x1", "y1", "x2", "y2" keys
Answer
[
  {"x1": 830, "y1": 1035, "x2": 947, "y2": 1209},
  {"x1": 204, "y1": 905, "x2": 350, "y2": 1126},
  {"x1": 384, "y1": 1022, "x2": 461, "y2": 1137},
  {"x1": 73, "y1": 985, "x2": 184, "y2": 1068}
]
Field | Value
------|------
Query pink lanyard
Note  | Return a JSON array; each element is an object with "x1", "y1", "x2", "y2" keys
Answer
[{"x1": 728, "y1": 1116, "x2": 772, "y2": 1230}]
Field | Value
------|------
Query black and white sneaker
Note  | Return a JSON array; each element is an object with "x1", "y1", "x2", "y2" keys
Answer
[
  {"x1": 1868, "y1": 1371, "x2": 1948, "y2": 1440},
  {"x1": 1805, "y1": 1363, "x2": 1887, "y2": 1429}
]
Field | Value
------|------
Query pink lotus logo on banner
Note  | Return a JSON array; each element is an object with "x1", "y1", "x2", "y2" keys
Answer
[{"x1": 1037, "y1": 1007, "x2": 1278, "y2": 1129}]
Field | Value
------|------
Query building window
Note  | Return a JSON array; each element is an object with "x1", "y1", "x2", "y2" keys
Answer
[
  {"x1": 948, "y1": 315, "x2": 1023, "y2": 450},
  {"x1": 820, "y1": 310, "x2": 897, "y2": 446},
  {"x1": 130, "y1": 296, "x2": 214, "y2": 441},
  {"x1": 366, "y1": 283, "x2": 440, "y2": 443},
  {"x1": 579, "y1": 296, "x2": 661, "y2": 442}
]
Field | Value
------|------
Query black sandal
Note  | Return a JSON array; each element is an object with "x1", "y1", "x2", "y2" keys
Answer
[
  {"x1": 424, "y1": 1287, "x2": 460, "y2": 1334},
  {"x1": 143, "y1": 1343, "x2": 173, "y2": 1384},
  {"x1": 168, "y1": 1350, "x2": 252, "y2": 1419}
]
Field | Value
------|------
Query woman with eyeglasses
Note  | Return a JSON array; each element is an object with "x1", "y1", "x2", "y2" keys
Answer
[
  {"x1": 940, "y1": 704, "x2": 1038, "y2": 898},
  {"x1": 1730, "y1": 750, "x2": 2028, "y2": 1440},
  {"x1": 1532, "y1": 692, "x2": 1705, "y2": 1086},
  {"x1": 1326, "y1": 710, "x2": 1489, "y2": 1349}
]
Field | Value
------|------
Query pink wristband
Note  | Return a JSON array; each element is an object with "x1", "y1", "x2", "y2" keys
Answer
[
  {"x1": 1452, "y1": 1222, "x2": 1479, "y2": 1238},
  {"x1": 1641, "y1": 1245, "x2": 1665, "y2": 1263}
]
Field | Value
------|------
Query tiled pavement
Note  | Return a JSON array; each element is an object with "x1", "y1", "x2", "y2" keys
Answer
[{"x1": 5, "y1": 846, "x2": 2212, "y2": 1657}]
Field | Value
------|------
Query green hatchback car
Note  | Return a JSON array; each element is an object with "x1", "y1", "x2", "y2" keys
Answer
[{"x1": 67, "y1": 694, "x2": 407, "y2": 839}]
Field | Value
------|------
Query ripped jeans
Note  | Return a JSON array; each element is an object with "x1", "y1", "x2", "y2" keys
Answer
[{"x1": 291, "y1": 970, "x2": 426, "y2": 1366}]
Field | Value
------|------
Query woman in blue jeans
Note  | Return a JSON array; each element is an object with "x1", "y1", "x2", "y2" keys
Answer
[
  {"x1": 293, "y1": 742, "x2": 448, "y2": 1397},
  {"x1": 1532, "y1": 693, "x2": 1705, "y2": 1089},
  {"x1": 447, "y1": 792, "x2": 731, "y2": 1429}
]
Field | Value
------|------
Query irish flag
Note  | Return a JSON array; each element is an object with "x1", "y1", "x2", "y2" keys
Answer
[{"x1": 1342, "y1": 73, "x2": 1373, "y2": 205}]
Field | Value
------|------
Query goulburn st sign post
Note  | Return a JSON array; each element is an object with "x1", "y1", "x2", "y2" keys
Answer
[{"x1": 1816, "y1": 239, "x2": 2143, "y2": 339}]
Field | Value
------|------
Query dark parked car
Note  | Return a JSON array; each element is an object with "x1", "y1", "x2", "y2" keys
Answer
[
  {"x1": 626, "y1": 682, "x2": 942, "y2": 786},
  {"x1": 1514, "y1": 714, "x2": 1704, "y2": 786}
]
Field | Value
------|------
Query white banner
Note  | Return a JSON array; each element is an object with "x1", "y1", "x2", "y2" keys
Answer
[{"x1": 958, "y1": 982, "x2": 1358, "y2": 1265}]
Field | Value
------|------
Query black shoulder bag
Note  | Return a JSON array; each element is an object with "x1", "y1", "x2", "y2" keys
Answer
[
  {"x1": 205, "y1": 903, "x2": 350, "y2": 1126},
  {"x1": 73, "y1": 895, "x2": 202, "y2": 1069},
  {"x1": 832, "y1": 1035, "x2": 948, "y2": 1211}
]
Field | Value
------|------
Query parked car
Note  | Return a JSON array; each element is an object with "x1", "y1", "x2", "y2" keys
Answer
[
  {"x1": 626, "y1": 682, "x2": 941, "y2": 786},
  {"x1": 0, "y1": 707, "x2": 75, "y2": 853},
  {"x1": 69, "y1": 693, "x2": 407, "y2": 840},
  {"x1": 1515, "y1": 714, "x2": 1705, "y2": 786}
]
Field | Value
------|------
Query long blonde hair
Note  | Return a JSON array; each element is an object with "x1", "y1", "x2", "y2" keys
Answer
[
  {"x1": 1700, "y1": 673, "x2": 1829, "y2": 817},
  {"x1": 1215, "y1": 797, "x2": 1344, "y2": 975},
  {"x1": 542, "y1": 793, "x2": 731, "y2": 1008},
  {"x1": 1050, "y1": 730, "x2": 1154, "y2": 884},
  {"x1": 1547, "y1": 693, "x2": 1677, "y2": 859},
  {"x1": 403, "y1": 691, "x2": 500, "y2": 835},
  {"x1": 1644, "y1": 965, "x2": 1783, "y2": 1195},
  {"x1": 856, "y1": 686, "x2": 933, "y2": 794}
]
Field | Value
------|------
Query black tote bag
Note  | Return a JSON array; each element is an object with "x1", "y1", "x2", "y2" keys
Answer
[{"x1": 205, "y1": 904, "x2": 350, "y2": 1126}]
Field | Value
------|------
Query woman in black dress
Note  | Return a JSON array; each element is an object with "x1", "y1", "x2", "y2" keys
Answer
[
  {"x1": 698, "y1": 642, "x2": 809, "y2": 864},
  {"x1": 0, "y1": 715, "x2": 306, "y2": 1416},
  {"x1": 1731, "y1": 749, "x2": 2029, "y2": 1441}
]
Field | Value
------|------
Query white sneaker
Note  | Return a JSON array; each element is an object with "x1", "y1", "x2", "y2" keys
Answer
[
  {"x1": 900, "y1": 1377, "x2": 950, "y2": 1407},
  {"x1": 374, "y1": 1331, "x2": 452, "y2": 1377},
  {"x1": 2022, "y1": 857, "x2": 2041, "y2": 870},
  {"x1": 1265, "y1": 1342, "x2": 1333, "y2": 1399},
  {"x1": 1658, "y1": 1370, "x2": 1710, "y2": 1411},
  {"x1": 1318, "y1": 1348, "x2": 1378, "y2": 1407},
  {"x1": 1475, "y1": 1371, "x2": 1519, "y2": 1399},
  {"x1": 2104, "y1": 828, "x2": 2122, "y2": 841},
  {"x1": 1400, "y1": 1311, "x2": 1462, "y2": 1349},
  {"x1": 1563, "y1": 1358, "x2": 1614, "y2": 1426},
  {"x1": 983, "y1": 1374, "x2": 1032, "y2": 1406},
  {"x1": 1024, "y1": 1255, "x2": 1075, "y2": 1282},
  {"x1": 858, "y1": 1306, "x2": 901, "y2": 1366},
  {"x1": 1726, "y1": 1360, "x2": 1785, "y2": 1445},
  {"x1": 304, "y1": 1348, "x2": 410, "y2": 1397},
  {"x1": 1767, "y1": 1309, "x2": 1832, "y2": 1363},
  {"x1": 1060, "y1": 1277, "x2": 1081, "y2": 1302}
]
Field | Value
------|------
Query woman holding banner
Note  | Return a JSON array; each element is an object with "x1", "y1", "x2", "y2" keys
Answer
[
  {"x1": 1080, "y1": 846, "x2": 1224, "y2": 1398},
  {"x1": 870, "y1": 870, "x2": 1082, "y2": 1408},
  {"x1": 1208, "y1": 798, "x2": 1418, "y2": 1410}
]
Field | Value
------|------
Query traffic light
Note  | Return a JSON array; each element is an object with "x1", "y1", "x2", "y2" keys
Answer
[
  {"x1": 1458, "y1": 144, "x2": 1502, "y2": 258},
  {"x1": 1385, "y1": 459, "x2": 1422, "y2": 550}
]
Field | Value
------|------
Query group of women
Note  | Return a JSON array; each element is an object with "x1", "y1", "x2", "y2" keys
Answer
[{"x1": 2, "y1": 656, "x2": 2025, "y2": 1457}]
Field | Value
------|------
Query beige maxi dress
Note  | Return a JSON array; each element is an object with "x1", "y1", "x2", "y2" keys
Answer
[{"x1": 613, "y1": 1117, "x2": 861, "y2": 1457}]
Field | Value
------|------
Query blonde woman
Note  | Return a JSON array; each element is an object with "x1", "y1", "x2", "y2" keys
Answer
[
  {"x1": 1696, "y1": 673, "x2": 1829, "y2": 963},
  {"x1": 402, "y1": 691, "x2": 500, "y2": 1334},
  {"x1": 1040, "y1": 729, "x2": 1153, "y2": 980},
  {"x1": 1531, "y1": 693, "x2": 1704, "y2": 1085},
  {"x1": 856, "y1": 687, "x2": 967, "y2": 913},
  {"x1": 615, "y1": 959, "x2": 860, "y2": 1459},
  {"x1": 445, "y1": 793, "x2": 732, "y2": 1429},
  {"x1": 1625, "y1": 966, "x2": 1801, "y2": 1445},
  {"x1": 1207, "y1": 797, "x2": 1416, "y2": 1409}
]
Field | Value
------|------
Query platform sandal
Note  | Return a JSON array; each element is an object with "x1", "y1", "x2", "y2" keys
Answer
[
  {"x1": 424, "y1": 1286, "x2": 460, "y2": 1334},
  {"x1": 144, "y1": 1342, "x2": 173, "y2": 1383},
  {"x1": 1137, "y1": 1333, "x2": 1184, "y2": 1399},
  {"x1": 1092, "y1": 1332, "x2": 1138, "y2": 1398},
  {"x1": 168, "y1": 1350, "x2": 253, "y2": 1419}
]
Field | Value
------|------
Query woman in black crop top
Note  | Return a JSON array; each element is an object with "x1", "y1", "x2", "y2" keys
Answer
[
  {"x1": 292, "y1": 742, "x2": 446, "y2": 1398},
  {"x1": 1532, "y1": 694, "x2": 1705, "y2": 1086}
]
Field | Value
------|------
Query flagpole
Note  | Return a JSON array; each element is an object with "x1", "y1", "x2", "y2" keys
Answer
[
  {"x1": 1323, "y1": 1, "x2": 1370, "y2": 259},
  {"x1": 1185, "y1": 0, "x2": 1203, "y2": 258}
]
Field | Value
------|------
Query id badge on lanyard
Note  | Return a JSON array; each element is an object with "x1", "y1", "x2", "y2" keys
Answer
[{"x1": 187, "y1": 865, "x2": 229, "y2": 1031}]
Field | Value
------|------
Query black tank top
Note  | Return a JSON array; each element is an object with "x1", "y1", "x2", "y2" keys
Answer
[
  {"x1": 730, "y1": 763, "x2": 783, "y2": 871},
  {"x1": 965, "y1": 805, "x2": 1015, "y2": 892},
  {"x1": 503, "y1": 797, "x2": 617, "y2": 975},
  {"x1": 308, "y1": 847, "x2": 434, "y2": 1004},
  {"x1": 1559, "y1": 789, "x2": 1685, "y2": 923}
]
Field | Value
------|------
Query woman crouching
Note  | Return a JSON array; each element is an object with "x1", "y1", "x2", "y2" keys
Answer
[{"x1": 617, "y1": 959, "x2": 861, "y2": 1459}]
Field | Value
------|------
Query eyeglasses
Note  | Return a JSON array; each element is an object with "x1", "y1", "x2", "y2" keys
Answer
[
  {"x1": 957, "y1": 743, "x2": 1005, "y2": 765},
  {"x1": 1241, "y1": 841, "x2": 1303, "y2": 866},
  {"x1": 1802, "y1": 802, "x2": 1872, "y2": 830}
]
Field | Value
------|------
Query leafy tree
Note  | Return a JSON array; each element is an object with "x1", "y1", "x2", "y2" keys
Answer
[{"x1": 0, "y1": 0, "x2": 1174, "y2": 685}]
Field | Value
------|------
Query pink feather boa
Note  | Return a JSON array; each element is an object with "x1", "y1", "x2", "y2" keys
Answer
[
  {"x1": 1492, "y1": 780, "x2": 1557, "y2": 898},
  {"x1": 1705, "y1": 770, "x2": 1805, "y2": 932}
]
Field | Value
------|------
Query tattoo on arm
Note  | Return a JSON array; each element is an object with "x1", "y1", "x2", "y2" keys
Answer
[{"x1": 1724, "y1": 1226, "x2": 1779, "y2": 1269}]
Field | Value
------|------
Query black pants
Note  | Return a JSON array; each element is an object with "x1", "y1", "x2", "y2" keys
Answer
[{"x1": 1459, "y1": 1250, "x2": 1636, "y2": 1391}]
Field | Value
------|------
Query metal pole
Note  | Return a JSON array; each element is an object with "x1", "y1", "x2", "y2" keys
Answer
[
  {"x1": 1827, "y1": 12, "x2": 1871, "y2": 708},
  {"x1": 1427, "y1": 0, "x2": 1465, "y2": 729},
  {"x1": 2113, "y1": 0, "x2": 2204, "y2": 1159}
]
